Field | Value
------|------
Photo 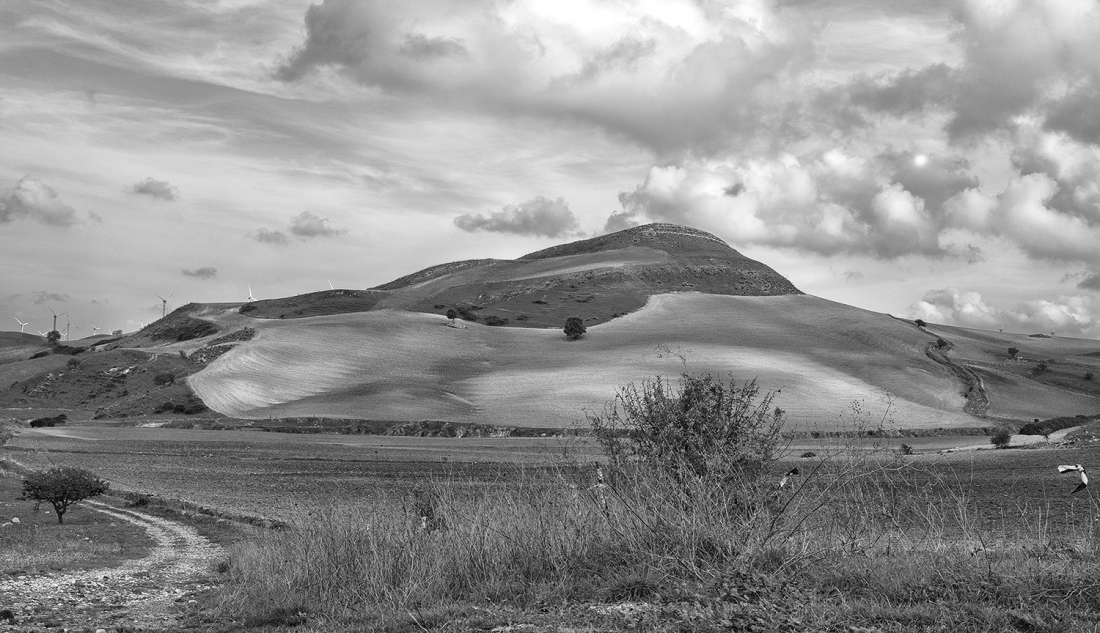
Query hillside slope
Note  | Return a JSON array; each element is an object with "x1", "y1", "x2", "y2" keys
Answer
[{"x1": 189, "y1": 293, "x2": 1013, "y2": 431}]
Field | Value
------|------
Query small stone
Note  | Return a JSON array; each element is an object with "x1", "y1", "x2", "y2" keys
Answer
[{"x1": 10, "y1": 517, "x2": 19, "y2": 524}]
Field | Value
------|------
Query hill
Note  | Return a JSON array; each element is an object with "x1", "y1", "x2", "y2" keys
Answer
[
  {"x1": 231, "y1": 223, "x2": 800, "y2": 327},
  {"x1": 4, "y1": 223, "x2": 1100, "y2": 431}
]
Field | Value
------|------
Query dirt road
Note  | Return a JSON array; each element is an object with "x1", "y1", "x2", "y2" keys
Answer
[{"x1": 0, "y1": 501, "x2": 223, "y2": 631}]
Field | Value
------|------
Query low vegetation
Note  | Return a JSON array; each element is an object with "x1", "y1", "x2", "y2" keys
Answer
[
  {"x1": 214, "y1": 373, "x2": 1100, "y2": 631},
  {"x1": 564, "y1": 316, "x2": 586, "y2": 340}
]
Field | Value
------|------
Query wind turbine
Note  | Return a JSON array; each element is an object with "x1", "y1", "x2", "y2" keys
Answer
[
  {"x1": 64, "y1": 314, "x2": 78, "y2": 341},
  {"x1": 90, "y1": 323, "x2": 101, "y2": 336},
  {"x1": 48, "y1": 306, "x2": 59, "y2": 333},
  {"x1": 36, "y1": 330, "x2": 46, "y2": 337},
  {"x1": 13, "y1": 317, "x2": 29, "y2": 333},
  {"x1": 247, "y1": 284, "x2": 256, "y2": 302},
  {"x1": 328, "y1": 280, "x2": 335, "y2": 290},
  {"x1": 156, "y1": 293, "x2": 173, "y2": 318}
]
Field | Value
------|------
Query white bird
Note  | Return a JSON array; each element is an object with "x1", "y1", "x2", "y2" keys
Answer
[
  {"x1": 13, "y1": 317, "x2": 29, "y2": 333},
  {"x1": 1058, "y1": 464, "x2": 1088, "y2": 494}
]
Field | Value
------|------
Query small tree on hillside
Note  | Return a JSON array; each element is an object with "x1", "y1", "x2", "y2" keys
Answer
[
  {"x1": 914, "y1": 319, "x2": 926, "y2": 328},
  {"x1": 1007, "y1": 346, "x2": 1019, "y2": 360},
  {"x1": 990, "y1": 428, "x2": 1012, "y2": 449},
  {"x1": 445, "y1": 308, "x2": 457, "y2": 325},
  {"x1": 47, "y1": 330, "x2": 61, "y2": 344},
  {"x1": 21, "y1": 466, "x2": 109, "y2": 524},
  {"x1": 564, "y1": 317, "x2": 586, "y2": 340}
]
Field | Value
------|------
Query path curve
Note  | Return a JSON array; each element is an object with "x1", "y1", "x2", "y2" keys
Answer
[{"x1": 0, "y1": 501, "x2": 223, "y2": 631}]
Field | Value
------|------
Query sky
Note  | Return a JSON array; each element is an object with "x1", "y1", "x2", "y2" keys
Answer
[{"x1": 2, "y1": 0, "x2": 1100, "y2": 339}]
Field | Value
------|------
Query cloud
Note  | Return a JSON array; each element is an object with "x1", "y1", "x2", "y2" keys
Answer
[
  {"x1": 275, "y1": 0, "x2": 817, "y2": 156},
  {"x1": 253, "y1": 228, "x2": 290, "y2": 245},
  {"x1": 0, "y1": 177, "x2": 78, "y2": 226},
  {"x1": 29, "y1": 291, "x2": 70, "y2": 305},
  {"x1": 127, "y1": 178, "x2": 179, "y2": 201},
  {"x1": 909, "y1": 287, "x2": 1100, "y2": 336},
  {"x1": 840, "y1": 1, "x2": 1100, "y2": 144},
  {"x1": 289, "y1": 211, "x2": 347, "y2": 238},
  {"x1": 455, "y1": 196, "x2": 581, "y2": 238},
  {"x1": 843, "y1": 270, "x2": 864, "y2": 282},
  {"x1": 1079, "y1": 273, "x2": 1100, "y2": 291},
  {"x1": 182, "y1": 266, "x2": 218, "y2": 279}
]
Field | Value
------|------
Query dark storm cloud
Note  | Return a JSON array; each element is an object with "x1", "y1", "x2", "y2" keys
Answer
[
  {"x1": 127, "y1": 178, "x2": 179, "y2": 201},
  {"x1": 182, "y1": 266, "x2": 218, "y2": 279},
  {"x1": 0, "y1": 177, "x2": 78, "y2": 227},
  {"x1": 455, "y1": 196, "x2": 581, "y2": 238}
]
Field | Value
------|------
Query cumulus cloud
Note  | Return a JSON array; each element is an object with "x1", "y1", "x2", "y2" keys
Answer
[
  {"x1": 253, "y1": 228, "x2": 290, "y2": 245},
  {"x1": 253, "y1": 212, "x2": 347, "y2": 246},
  {"x1": 127, "y1": 178, "x2": 179, "y2": 201},
  {"x1": 182, "y1": 266, "x2": 218, "y2": 279},
  {"x1": 0, "y1": 177, "x2": 78, "y2": 227},
  {"x1": 455, "y1": 196, "x2": 581, "y2": 238},
  {"x1": 275, "y1": 0, "x2": 816, "y2": 156},
  {"x1": 909, "y1": 287, "x2": 1100, "y2": 337},
  {"x1": 289, "y1": 211, "x2": 348, "y2": 238},
  {"x1": 841, "y1": 1, "x2": 1100, "y2": 144}
]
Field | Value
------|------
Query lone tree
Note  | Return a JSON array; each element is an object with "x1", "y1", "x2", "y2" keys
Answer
[
  {"x1": 445, "y1": 308, "x2": 457, "y2": 325},
  {"x1": 46, "y1": 330, "x2": 61, "y2": 344},
  {"x1": 914, "y1": 319, "x2": 926, "y2": 328},
  {"x1": 564, "y1": 316, "x2": 586, "y2": 340},
  {"x1": 21, "y1": 466, "x2": 109, "y2": 524},
  {"x1": 990, "y1": 428, "x2": 1012, "y2": 449},
  {"x1": 1007, "y1": 346, "x2": 1019, "y2": 360}
]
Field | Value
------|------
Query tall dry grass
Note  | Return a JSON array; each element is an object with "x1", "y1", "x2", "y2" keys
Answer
[{"x1": 214, "y1": 448, "x2": 1100, "y2": 628}]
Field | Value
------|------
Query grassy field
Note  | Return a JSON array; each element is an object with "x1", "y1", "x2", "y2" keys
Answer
[
  {"x1": 0, "y1": 474, "x2": 154, "y2": 574},
  {"x1": 4, "y1": 418, "x2": 1099, "y2": 631}
]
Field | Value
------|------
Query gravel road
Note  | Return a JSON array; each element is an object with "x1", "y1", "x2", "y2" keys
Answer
[{"x1": 0, "y1": 500, "x2": 223, "y2": 631}]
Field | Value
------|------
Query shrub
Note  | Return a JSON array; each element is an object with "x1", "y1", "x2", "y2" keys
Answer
[
  {"x1": 990, "y1": 428, "x2": 1012, "y2": 449},
  {"x1": 800, "y1": 451, "x2": 817, "y2": 458},
  {"x1": 1007, "y1": 347, "x2": 1019, "y2": 359},
  {"x1": 936, "y1": 338, "x2": 949, "y2": 349},
  {"x1": 564, "y1": 316, "x2": 586, "y2": 340},
  {"x1": 153, "y1": 372, "x2": 176, "y2": 386},
  {"x1": 47, "y1": 330, "x2": 61, "y2": 344},
  {"x1": 112, "y1": 329, "x2": 123, "y2": 336},
  {"x1": 899, "y1": 443, "x2": 914, "y2": 455},
  {"x1": 914, "y1": 319, "x2": 926, "y2": 328},
  {"x1": 588, "y1": 373, "x2": 784, "y2": 480},
  {"x1": 20, "y1": 466, "x2": 109, "y2": 524},
  {"x1": 1033, "y1": 362, "x2": 1049, "y2": 375},
  {"x1": 483, "y1": 315, "x2": 509, "y2": 326},
  {"x1": 1085, "y1": 371, "x2": 1094, "y2": 381},
  {"x1": 66, "y1": 358, "x2": 81, "y2": 370},
  {"x1": 29, "y1": 351, "x2": 48, "y2": 360},
  {"x1": 445, "y1": 309, "x2": 457, "y2": 324},
  {"x1": 29, "y1": 414, "x2": 67, "y2": 428}
]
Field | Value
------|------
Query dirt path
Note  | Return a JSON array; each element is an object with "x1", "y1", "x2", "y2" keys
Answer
[{"x1": 0, "y1": 501, "x2": 223, "y2": 631}]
